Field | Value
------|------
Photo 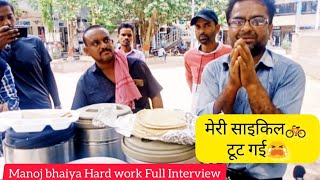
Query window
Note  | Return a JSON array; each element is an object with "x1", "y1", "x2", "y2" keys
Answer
[
  {"x1": 275, "y1": 3, "x2": 296, "y2": 15},
  {"x1": 301, "y1": 0, "x2": 317, "y2": 14}
]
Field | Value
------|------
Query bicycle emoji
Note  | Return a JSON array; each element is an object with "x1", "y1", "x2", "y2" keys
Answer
[{"x1": 286, "y1": 125, "x2": 306, "y2": 138}]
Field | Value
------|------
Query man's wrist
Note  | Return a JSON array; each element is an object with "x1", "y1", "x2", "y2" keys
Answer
[{"x1": 54, "y1": 105, "x2": 62, "y2": 109}]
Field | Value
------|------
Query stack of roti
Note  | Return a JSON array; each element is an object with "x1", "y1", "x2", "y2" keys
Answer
[{"x1": 132, "y1": 109, "x2": 187, "y2": 138}]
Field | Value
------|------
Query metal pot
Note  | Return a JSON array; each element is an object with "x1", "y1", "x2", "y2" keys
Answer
[
  {"x1": 3, "y1": 137, "x2": 74, "y2": 164},
  {"x1": 74, "y1": 103, "x2": 131, "y2": 161}
]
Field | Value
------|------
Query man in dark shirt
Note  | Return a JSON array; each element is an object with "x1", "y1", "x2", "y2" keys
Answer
[
  {"x1": 0, "y1": 1, "x2": 61, "y2": 109},
  {"x1": 72, "y1": 25, "x2": 163, "y2": 112}
]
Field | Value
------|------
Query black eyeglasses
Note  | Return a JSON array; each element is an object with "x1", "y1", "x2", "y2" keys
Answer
[{"x1": 228, "y1": 17, "x2": 269, "y2": 28}]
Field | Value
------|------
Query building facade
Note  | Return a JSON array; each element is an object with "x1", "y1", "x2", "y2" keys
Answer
[{"x1": 273, "y1": 0, "x2": 320, "y2": 46}]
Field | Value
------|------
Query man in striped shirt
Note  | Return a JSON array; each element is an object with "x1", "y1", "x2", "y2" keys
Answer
[{"x1": 0, "y1": 58, "x2": 18, "y2": 112}]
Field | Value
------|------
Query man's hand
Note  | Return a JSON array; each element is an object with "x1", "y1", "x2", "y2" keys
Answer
[
  {"x1": 228, "y1": 48, "x2": 241, "y2": 90},
  {"x1": 234, "y1": 39, "x2": 260, "y2": 89},
  {"x1": 0, "y1": 103, "x2": 9, "y2": 112},
  {"x1": 0, "y1": 26, "x2": 19, "y2": 49}
]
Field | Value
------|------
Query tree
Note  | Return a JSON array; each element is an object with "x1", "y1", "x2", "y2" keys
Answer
[
  {"x1": 80, "y1": 0, "x2": 121, "y2": 33},
  {"x1": 195, "y1": 0, "x2": 228, "y2": 27},
  {"x1": 9, "y1": 0, "x2": 23, "y2": 18},
  {"x1": 110, "y1": 0, "x2": 190, "y2": 52},
  {"x1": 53, "y1": 0, "x2": 81, "y2": 57},
  {"x1": 28, "y1": 0, "x2": 54, "y2": 32}
]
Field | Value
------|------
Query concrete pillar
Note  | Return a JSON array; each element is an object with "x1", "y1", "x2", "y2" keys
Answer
[
  {"x1": 316, "y1": 0, "x2": 320, "y2": 29},
  {"x1": 295, "y1": 0, "x2": 302, "y2": 33}
]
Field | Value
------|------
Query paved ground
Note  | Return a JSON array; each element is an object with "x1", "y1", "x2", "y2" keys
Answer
[{"x1": 53, "y1": 51, "x2": 320, "y2": 179}]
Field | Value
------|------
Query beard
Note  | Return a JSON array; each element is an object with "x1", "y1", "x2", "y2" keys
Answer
[
  {"x1": 121, "y1": 40, "x2": 130, "y2": 46},
  {"x1": 249, "y1": 42, "x2": 266, "y2": 57},
  {"x1": 197, "y1": 34, "x2": 213, "y2": 45},
  {"x1": 98, "y1": 49, "x2": 115, "y2": 64},
  {"x1": 236, "y1": 33, "x2": 267, "y2": 57}
]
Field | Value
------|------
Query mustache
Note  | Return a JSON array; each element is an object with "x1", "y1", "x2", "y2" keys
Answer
[
  {"x1": 237, "y1": 33, "x2": 256, "y2": 39},
  {"x1": 100, "y1": 48, "x2": 112, "y2": 55},
  {"x1": 199, "y1": 34, "x2": 209, "y2": 39}
]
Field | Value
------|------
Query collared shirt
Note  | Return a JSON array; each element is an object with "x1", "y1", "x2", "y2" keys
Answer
[
  {"x1": 0, "y1": 59, "x2": 19, "y2": 110},
  {"x1": 118, "y1": 48, "x2": 146, "y2": 61},
  {"x1": 71, "y1": 57, "x2": 162, "y2": 113},
  {"x1": 196, "y1": 49, "x2": 306, "y2": 179}
]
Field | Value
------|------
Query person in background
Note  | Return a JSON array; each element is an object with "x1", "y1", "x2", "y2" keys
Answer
[
  {"x1": 184, "y1": 9, "x2": 232, "y2": 113},
  {"x1": 0, "y1": 1, "x2": 61, "y2": 109},
  {"x1": 117, "y1": 23, "x2": 145, "y2": 61},
  {"x1": 158, "y1": 47, "x2": 167, "y2": 62}
]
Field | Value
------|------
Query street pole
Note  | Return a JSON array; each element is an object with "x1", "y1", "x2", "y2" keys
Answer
[
  {"x1": 67, "y1": 19, "x2": 71, "y2": 60},
  {"x1": 295, "y1": 0, "x2": 302, "y2": 33},
  {"x1": 190, "y1": 0, "x2": 195, "y2": 48},
  {"x1": 316, "y1": 0, "x2": 320, "y2": 29}
]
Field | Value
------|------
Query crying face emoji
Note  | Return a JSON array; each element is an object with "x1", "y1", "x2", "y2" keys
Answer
[{"x1": 267, "y1": 141, "x2": 288, "y2": 158}]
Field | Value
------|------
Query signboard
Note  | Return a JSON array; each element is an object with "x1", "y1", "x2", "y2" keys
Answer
[
  {"x1": 16, "y1": 21, "x2": 30, "y2": 26},
  {"x1": 273, "y1": 26, "x2": 280, "y2": 30}
]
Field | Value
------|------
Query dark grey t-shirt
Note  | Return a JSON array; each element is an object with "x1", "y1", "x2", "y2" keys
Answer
[
  {"x1": 72, "y1": 57, "x2": 162, "y2": 113},
  {"x1": 1, "y1": 36, "x2": 60, "y2": 109}
]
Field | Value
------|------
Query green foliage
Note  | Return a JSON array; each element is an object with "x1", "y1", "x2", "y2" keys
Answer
[
  {"x1": 28, "y1": 0, "x2": 55, "y2": 32},
  {"x1": 9, "y1": 0, "x2": 23, "y2": 18},
  {"x1": 281, "y1": 39, "x2": 292, "y2": 50},
  {"x1": 53, "y1": 0, "x2": 81, "y2": 21},
  {"x1": 194, "y1": 0, "x2": 228, "y2": 27},
  {"x1": 27, "y1": 0, "x2": 228, "y2": 49}
]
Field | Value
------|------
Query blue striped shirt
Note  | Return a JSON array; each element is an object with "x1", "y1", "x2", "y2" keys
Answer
[
  {"x1": 196, "y1": 49, "x2": 306, "y2": 179},
  {"x1": 0, "y1": 59, "x2": 19, "y2": 110}
]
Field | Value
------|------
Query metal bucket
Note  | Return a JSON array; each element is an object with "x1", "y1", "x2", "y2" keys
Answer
[
  {"x1": 3, "y1": 137, "x2": 74, "y2": 164},
  {"x1": 74, "y1": 103, "x2": 131, "y2": 161},
  {"x1": 74, "y1": 126, "x2": 125, "y2": 161}
]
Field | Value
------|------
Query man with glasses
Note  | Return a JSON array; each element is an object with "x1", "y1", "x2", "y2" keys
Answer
[
  {"x1": 72, "y1": 25, "x2": 163, "y2": 112},
  {"x1": 196, "y1": 0, "x2": 305, "y2": 179}
]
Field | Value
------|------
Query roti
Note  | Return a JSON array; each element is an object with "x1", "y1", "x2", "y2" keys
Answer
[
  {"x1": 132, "y1": 119, "x2": 187, "y2": 138},
  {"x1": 135, "y1": 109, "x2": 187, "y2": 130}
]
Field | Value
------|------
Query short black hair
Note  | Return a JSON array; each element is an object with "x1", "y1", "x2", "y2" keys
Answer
[
  {"x1": 118, "y1": 23, "x2": 134, "y2": 34},
  {"x1": 0, "y1": 1, "x2": 15, "y2": 14},
  {"x1": 83, "y1": 25, "x2": 106, "y2": 46},
  {"x1": 226, "y1": 0, "x2": 275, "y2": 24}
]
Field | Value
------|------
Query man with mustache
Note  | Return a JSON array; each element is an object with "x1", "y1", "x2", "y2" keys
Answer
[
  {"x1": 184, "y1": 9, "x2": 231, "y2": 113},
  {"x1": 72, "y1": 25, "x2": 163, "y2": 112},
  {"x1": 197, "y1": 0, "x2": 305, "y2": 179},
  {"x1": 117, "y1": 23, "x2": 145, "y2": 61}
]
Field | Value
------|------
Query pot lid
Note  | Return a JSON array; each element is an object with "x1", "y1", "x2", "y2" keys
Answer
[
  {"x1": 78, "y1": 103, "x2": 132, "y2": 120},
  {"x1": 123, "y1": 136, "x2": 194, "y2": 154},
  {"x1": 122, "y1": 136, "x2": 195, "y2": 163}
]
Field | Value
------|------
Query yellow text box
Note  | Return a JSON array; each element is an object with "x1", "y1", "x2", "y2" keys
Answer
[{"x1": 196, "y1": 115, "x2": 320, "y2": 163}]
